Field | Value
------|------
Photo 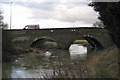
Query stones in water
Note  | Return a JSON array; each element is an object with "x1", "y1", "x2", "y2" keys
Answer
[{"x1": 45, "y1": 51, "x2": 52, "y2": 57}]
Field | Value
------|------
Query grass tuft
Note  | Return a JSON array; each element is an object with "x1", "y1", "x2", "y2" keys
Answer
[{"x1": 44, "y1": 41, "x2": 57, "y2": 46}]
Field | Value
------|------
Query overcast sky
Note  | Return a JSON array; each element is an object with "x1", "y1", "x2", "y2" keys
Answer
[{"x1": 0, "y1": 0, "x2": 99, "y2": 29}]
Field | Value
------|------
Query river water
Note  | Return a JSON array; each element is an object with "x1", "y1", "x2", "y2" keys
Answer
[{"x1": 3, "y1": 44, "x2": 89, "y2": 78}]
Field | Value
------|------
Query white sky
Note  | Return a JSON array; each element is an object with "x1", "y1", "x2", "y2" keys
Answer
[{"x1": 0, "y1": 0, "x2": 99, "y2": 29}]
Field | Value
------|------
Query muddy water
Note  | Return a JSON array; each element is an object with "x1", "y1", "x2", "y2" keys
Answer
[{"x1": 2, "y1": 44, "x2": 89, "y2": 78}]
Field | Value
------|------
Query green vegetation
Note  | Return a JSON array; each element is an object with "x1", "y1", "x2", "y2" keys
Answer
[
  {"x1": 95, "y1": 47, "x2": 118, "y2": 78},
  {"x1": 73, "y1": 40, "x2": 88, "y2": 46},
  {"x1": 73, "y1": 40, "x2": 87, "y2": 44},
  {"x1": 43, "y1": 41, "x2": 58, "y2": 50},
  {"x1": 89, "y1": 2, "x2": 119, "y2": 47},
  {"x1": 44, "y1": 41, "x2": 57, "y2": 46}
]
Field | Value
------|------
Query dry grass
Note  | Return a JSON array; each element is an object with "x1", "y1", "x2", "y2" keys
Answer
[
  {"x1": 49, "y1": 45, "x2": 118, "y2": 78},
  {"x1": 79, "y1": 45, "x2": 118, "y2": 78},
  {"x1": 95, "y1": 46, "x2": 118, "y2": 78}
]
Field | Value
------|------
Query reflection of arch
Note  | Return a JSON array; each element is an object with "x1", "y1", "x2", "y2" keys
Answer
[
  {"x1": 83, "y1": 37, "x2": 104, "y2": 50},
  {"x1": 30, "y1": 37, "x2": 56, "y2": 48}
]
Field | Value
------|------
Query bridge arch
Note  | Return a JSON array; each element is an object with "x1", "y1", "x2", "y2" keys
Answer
[
  {"x1": 83, "y1": 36, "x2": 104, "y2": 50},
  {"x1": 66, "y1": 38, "x2": 85, "y2": 50},
  {"x1": 30, "y1": 37, "x2": 58, "y2": 49},
  {"x1": 67, "y1": 36, "x2": 104, "y2": 50}
]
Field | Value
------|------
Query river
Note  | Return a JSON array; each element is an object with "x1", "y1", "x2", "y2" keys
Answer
[{"x1": 2, "y1": 44, "x2": 91, "y2": 78}]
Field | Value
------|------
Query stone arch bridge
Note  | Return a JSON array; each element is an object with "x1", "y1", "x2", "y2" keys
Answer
[{"x1": 3, "y1": 27, "x2": 114, "y2": 50}]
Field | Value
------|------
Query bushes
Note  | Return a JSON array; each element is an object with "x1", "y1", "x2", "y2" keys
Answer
[{"x1": 2, "y1": 31, "x2": 19, "y2": 62}]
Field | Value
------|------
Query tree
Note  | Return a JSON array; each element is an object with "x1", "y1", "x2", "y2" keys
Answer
[
  {"x1": 93, "y1": 21, "x2": 106, "y2": 28},
  {"x1": 0, "y1": 11, "x2": 8, "y2": 29},
  {"x1": 89, "y1": 2, "x2": 120, "y2": 47}
]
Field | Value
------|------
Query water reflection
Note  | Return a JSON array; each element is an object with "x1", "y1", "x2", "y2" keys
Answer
[
  {"x1": 11, "y1": 66, "x2": 53, "y2": 78},
  {"x1": 69, "y1": 44, "x2": 87, "y2": 60}
]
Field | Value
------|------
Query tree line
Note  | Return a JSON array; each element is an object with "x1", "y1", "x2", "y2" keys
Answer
[
  {"x1": 89, "y1": 2, "x2": 120, "y2": 48},
  {"x1": 0, "y1": 11, "x2": 7, "y2": 29}
]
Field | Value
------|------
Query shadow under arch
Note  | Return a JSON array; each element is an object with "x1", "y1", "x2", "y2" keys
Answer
[
  {"x1": 30, "y1": 37, "x2": 57, "y2": 48},
  {"x1": 83, "y1": 37, "x2": 104, "y2": 50}
]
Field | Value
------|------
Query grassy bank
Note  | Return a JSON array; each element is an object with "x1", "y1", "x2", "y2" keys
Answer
[
  {"x1": 80, "y1": 45, "x2": 118, "y2": 78},
  {"x1": 49, "y1": 45, "x2": 118, "y2": 78},
  {"x1": 73, "y1": 40, "x2": 88, "y2": 46},
  {"x1": 73, "y1": 40, "x2": 87, "y2": 44},
  {"x1": 95, "y1": 46, "x2": 118, "y2": 78}
]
